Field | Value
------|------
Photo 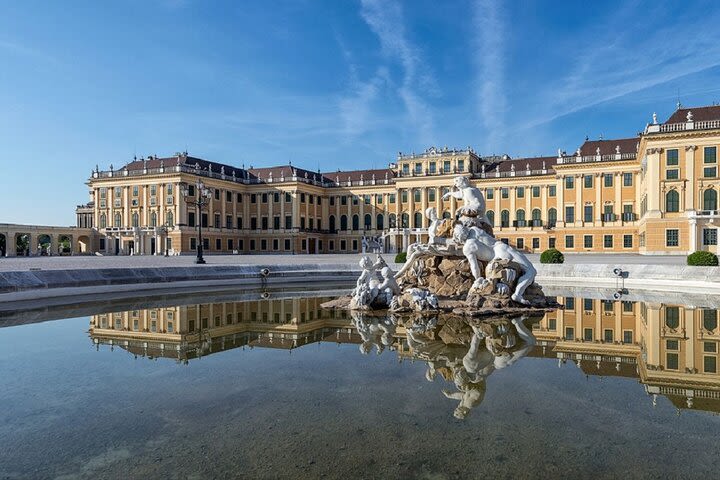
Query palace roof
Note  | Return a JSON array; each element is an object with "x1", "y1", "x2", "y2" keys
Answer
[
  {"x1": 321, "y1": 168, "x2": 396, "y2": 183},
  {"x1": 482, "y1": 155, "x2": 557, "y2": 174},
  {"x1": 665, "y1": 105, "x2": 720, "y2": 124},
  {"x1": 579, "y1": 137, "x2": 639, "y2": 156}
]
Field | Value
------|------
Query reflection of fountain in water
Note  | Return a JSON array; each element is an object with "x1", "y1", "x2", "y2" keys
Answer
[{"x1": 349, "y1": 312, "x2": 540, "y2": 419}]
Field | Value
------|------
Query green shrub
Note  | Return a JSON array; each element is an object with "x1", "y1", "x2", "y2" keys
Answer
[
  {"x1": 395, "y1": 251, "x2": 407, "y2": 263},
  {"x1": 540, "y1": 248, "x2": 564, "y2": 264},
  {"x1": 687, "y1": 251, "x2": 719, "y2": 266}
]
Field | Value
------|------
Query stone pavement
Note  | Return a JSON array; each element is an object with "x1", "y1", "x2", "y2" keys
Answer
[{"x1": 0, "y1": 252, "x2": 686, "y2": 272}]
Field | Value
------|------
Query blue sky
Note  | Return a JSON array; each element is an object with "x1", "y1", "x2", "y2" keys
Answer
[{"x1": 3, "y1": 0, "x2": 720, "y2": 225}]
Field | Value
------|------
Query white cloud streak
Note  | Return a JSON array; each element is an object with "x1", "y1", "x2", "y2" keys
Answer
[{"x1": 472, "y1": 0, "x2": 506, "y2": 151}]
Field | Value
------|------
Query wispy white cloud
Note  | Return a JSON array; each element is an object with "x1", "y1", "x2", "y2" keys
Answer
[
  {"x1": 472, "y1": 0, "x2": 506, "y2": 151},
  {"x1": 358, "y1": 0, "x2": 435, "y2": 144},
  {"x1": 516, "y1": 5, "x2": 720, "y2": 130}
]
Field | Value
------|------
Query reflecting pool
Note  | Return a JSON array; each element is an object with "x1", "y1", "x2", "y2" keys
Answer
[{"x1": 1, "y1": 291, "x2": 720, "y2": 479}]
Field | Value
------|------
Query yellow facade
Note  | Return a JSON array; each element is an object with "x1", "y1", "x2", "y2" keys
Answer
[{"x1": 67, "y1": 104, "x2": 720, "y2": 256}]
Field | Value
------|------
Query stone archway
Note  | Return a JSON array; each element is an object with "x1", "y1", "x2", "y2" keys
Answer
[
  {"x1": 77, "y1": 235, "x2": 90, "y2": 254},
  {"x1": 59, "y1": 235, "x2": 73, "y2": 255},
  {"x1": 37, "y1": 234, "x2": 51, "y2": 256},
  {"x1": 16, "y1": 233, "x2": 30, "y2": 256}
]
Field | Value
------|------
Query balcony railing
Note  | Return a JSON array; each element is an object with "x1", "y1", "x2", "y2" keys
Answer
[
  {"x1": 657, "y1": 119, "x2": 720, "y2": 133},
  {"x1": 622, "y1": 212, "x2": 637, "y2": 222}
]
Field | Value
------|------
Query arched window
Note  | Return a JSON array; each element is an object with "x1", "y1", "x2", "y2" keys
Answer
[
  {"x1": 401, "y1": 213, "x2": 409, "y2": 228},
  {"x1": 376, "y1": 214, "x2": 384, "y2": 230},
  {"x1": 150, "y1": 212, "x2": 157, "y2": 227},
  {"x1": 352, "y1": 214, "x2": 359, "y2": 230},
  {"x1": 114, "y1": 213, "x2": 122, "y2": 227},
  {"x1": 414, "y1": 212, "x2": 423, "y2": 228},
  {"x1": 389, "y1": 214, "x2": 397, "y2": 228},
  {"x1": 666, "y1": 190, "x2": 680, "y2": 212},
  {"x1": 704, "y1": 189, "x2": 717, "y2": 211},
  {"x1": 329, "y1": 215, "x2": 336, "y2": 231},
  {"x1": 703, "y1": 309, "x2": 718, "y2": 332},
  {"x1": 532, "y1": 208, "x2": 542, "y2": 226},
  {"x1": 132, "y1": 212, "x2": 139, "y2": 227},
  {"x1": 442, "y1": 211, "x2": 451, "y2": 219},
  {"x1": 364, "y1": 214, "x2": 371, "y2": 229},
  {"x1": 501, "y1": 210, "x2": 510, "y2": 228},
  {"x1": 486, "y1": 210, "x2": 495, "y2": 226},
  {"x1": 99, "y1": 214, "x2": 107, "y2": 229},
  {"x1": 548, "y1": 208, "x2": 557, "y2": 225},
  {"x1": 665, "y1": 306, "x2": 680, "y2": 329},
  {"x1": 516, "y1": 209, "x2": 526, "y2": 226},
  {"x1": 167, "y1": 211, "x2": 174, "y2": 227},
  {"x1": 340, "y1": 215, "x2": 348, "y2": 231}
]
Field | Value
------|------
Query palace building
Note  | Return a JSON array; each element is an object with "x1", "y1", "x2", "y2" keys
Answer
[{"x1": 3, "y1": 103, "x2": 719, "y2": 257}]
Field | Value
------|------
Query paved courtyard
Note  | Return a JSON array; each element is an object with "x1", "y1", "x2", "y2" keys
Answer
[{"x1": 0, "y1": 253, "x2": 686, "y2": 271}]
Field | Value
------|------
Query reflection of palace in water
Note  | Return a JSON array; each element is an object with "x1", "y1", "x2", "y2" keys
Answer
[{"x1": 89, "y1": 296, "x2": 720, "y2": 413}]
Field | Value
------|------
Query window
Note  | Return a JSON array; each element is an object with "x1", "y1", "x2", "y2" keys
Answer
[
  {"x1": 584, "y1": 234, "x2": 593, "y2": 248},
  {"x1": 376, "y1": 194, "x2": 383, "y2": 204},
  {"x1": 274, "y1": 192, "x2": 280, "y2": 203},
  {"x1": 548, "y1": 237, "x2": 556, "y2": 248},
  {"x1": 226, "y1": 215, "x2": 232, "y2": 229},
  {"x1": 667, "y1": 149, "x2": 679, "y2": 166},
  {"x1": 443, "y1": 160, "x2": 451, "y2": 172},
  {"x1": 364, "y1": 194, "x2": 371, "y2": 205},
  {"x1": 703, "y1": 309, "x2": 718, "y2": 331},
  {"x1": 565, "y1": 297, "x2": 575, "y2": 310},
  {"x1": 389, "y1": 194, "x2": 396, "y2": 204},
  {"x1": 623, "y1": 173, "x2": 633, "y2": 186},
  {"x1": 604, "y1": 329, "x2": 614, "y2": 342},
  {"x1": 413, "y1": 189, "x2": 421, "y2": 203},
  {"x1": 666, "y1": 353, "x2": 679, "y2": 370},
  {"x1": 704, "y1": 166, "x2": 717, "y2": 178},
  {"x1": 227, "y1": 239, "x2": 234, "y2": 250},
  {"x1": 703, "y1": 189, "x2": 717, "y2": 210},
  {"x1": 565, "y1": 235, "x2": 574, "y2": 248},
  {"x1": 402, "y1": 163, "x2": 409, "y2": 175},
  {"x1": 531, "y1": 209, "x2": 541, "y2": 226},
  {"x1": 352, "y1": 215, "x2": 359, "y2": 230},
  {"x1": 705, "y1": 342, "x2": 718, "y2": 353},
  {"x1": 622, "y1": 301, "x2": 634, "y2": 313},
  {"x1": 666, "y1": 169, "x2": 679, "y2": 180},
  {"x1": 623, "y1": 235, "x2": 633, "y2": 248},
  {"x1": 132, "y1": 212, "x2": 139, "y2": 227},
  {"x1": 486, "y1": 211, "x2": 494, "y2": 226},
  {"x1": 549, "y1": 185, "x2": 556, "y2": 197},
  {"x1": 532, "y1": 237, "x2": 540, "y2": 249},
  {"x1": 703, "y1": 228, "x2": 717, "y2": 246},
  {"x1": 623, "y1": 331, "x2": 633, "y2": 344},
  {"x1": 389, "y1": 214, "x2": 397, "y2": 228},
  {"x1": 517, "y1": 187, "x2": 525, "y2": 198},
  {"x1": 604, "y1": 174, "x2": 613, "y2": 187},
  {"x1": 516, "y1": 238, "x2": 525, "y2": 249},
  {"x1": 458, "y1": 160, "x2": 465, "y2": 172},
  {"x1": 285, "y1": 192, "x2": 292, "y2": 203},
  {"x1": 300, "y1": 217, "x2": 306, "y2": 230},
  {"x1": 548, "y1": 208, "x2": 557, "y2": 225},
  {"x1": 376, "y1": 214, "x2": 384, "y2": 230},
  {"x1": 284, "y1": 239, "x2": 291, "y2": 250},
  {"x1": 237, "y1": 193, "x2": 243, "y2": 202},
  {"x1": 401, "y1": 213, "x2": 409, "y2": 228},
  {"x1": 515, "y1": 209, "x2": 526, "y2": 226},
  {"x1": 486, "y1": 188, "x2": 494, "y2": 199},
  {"x1": 364, "y1": 214, "x2": 372, "y2": 229},
  {"x1": 666, "y1": 229, "x2": 679, "y2": 247},
  {"x1": 584, "y1": 328, "x2": 593, "y2": 341},
  {"x1": 704, "y1": 146, "x2": 717, "y2": 163},
  {"x1": 565, "y1": 177, "x2": 574, "y2": 189},
  {"x1": 583, "y1": 205, "x2": 593, "y2": 223},
  {"x1": 665, "y1": 306, "x2": 680, "y2": 328},
  {"x1": 532, "y1": 186, "x2": 540, "y2": 197},
  {"x1": 584, "y1": 300, "x2": 594, "y2": 313},
  {"x1": 261, "y1": 239, "x2": 268, "y2": 250},
  {"x1": 250, "y1": 194, "x2": 256, "y2": 203},
  {"x1": 429, "y1": 161, "x2": 436, "y2": 173},
  {"x1": 401, "y1": 191, "x2": 408, "y2": 203},
  {"x1": 565, "y1": 327, "x2": 575, "y2": 340},
  {"x1": 604, "y1": 235, "x2": 613, "y2": 248},
  {"x1": 501, "y1": 188, "x2": 509, "y2": 199},
  {"x1": 665, "y1": 190, "x2": 680, "y2": 212},
  {"x1": 99, "y1": 214, "x2": 107, "y2": 228},
  {"x1": 273, "y1": 216, "x2": 280, "y2": 230},
  {"x1": 250, "y1": 217, "x2": 258, "y2": 230},
  {"x1": 428, "y1": 189, "x2": 436, "y2": 202},
  {"x1": 500, "y1": 210, "x2": 510, "y2": 228},
  {"x1": 215, "y1": 238, "x2": 221, "y2": 250},
  {"x1": 285, "y1": 216, "x2": 292, "y2": 229},
  {"x1": 565, "y1": 206, "x2": 575, "y2": 223},
  {"x1": 413, "y1": 212, "x2": 422, "y2": 228},
  {"x1": 704, "y1": 356, "x2": 717, "y2": 373},
  {"x1": 584, "y1": 175, "x2": 593, "y2": 188},
  {"x1": 132, "y1": 185, "x2": 139, "y2": 197}
]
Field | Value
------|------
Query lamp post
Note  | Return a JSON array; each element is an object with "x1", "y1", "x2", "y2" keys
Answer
[{"x1": 182, "y1": 180, "x2": 212, "y2": 264}]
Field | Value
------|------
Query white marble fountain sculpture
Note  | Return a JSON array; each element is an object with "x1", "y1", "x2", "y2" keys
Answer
[{"x1": 345, "y1": 175, "x2": 543, "y2": 312}]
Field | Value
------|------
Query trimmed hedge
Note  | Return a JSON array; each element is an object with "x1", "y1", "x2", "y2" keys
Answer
[
  {"x1": 540, "y1": 248, "x2": 564, "y2": 264},
  {"x1": 395, "y1": 252, "x2": 407, "y2": 263},
  {"x1": 687, "y1": 251, "x2": 719, "y2": 266}
]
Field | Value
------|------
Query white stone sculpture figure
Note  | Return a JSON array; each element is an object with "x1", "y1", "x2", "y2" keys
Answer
[
  {"x1": 442, "y1": 176, "x2": 489, "y2": 229},
  {"x1": 350, "y1": 254, "x2": 396, "y2": 309},
  {"x1": 408, "y1": 288, "x2": 439, "y2": 311},
  {"x1": 452, "y1": 224, "x2": 495, "y2": 284},
  {"x1": 487, "y1": 243, "x2": 537, "y2": 305},
  {"x1": 394, "y1": 208, "x2": 460, "y2": 279}
]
